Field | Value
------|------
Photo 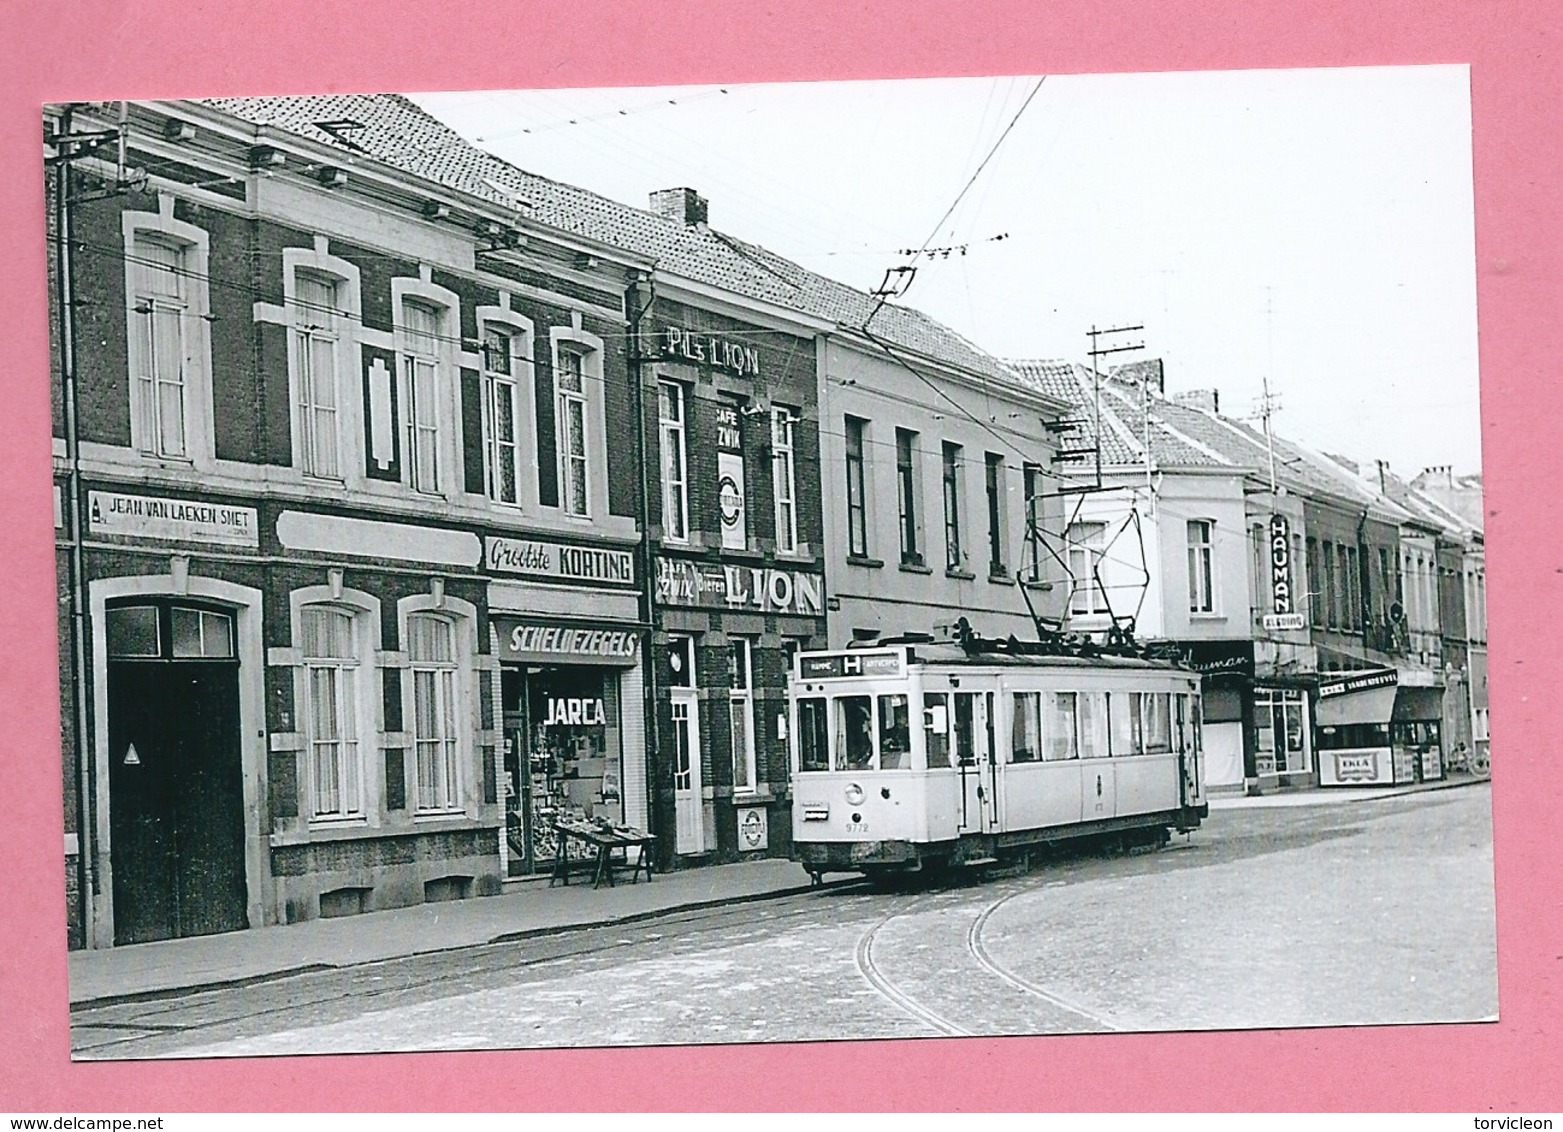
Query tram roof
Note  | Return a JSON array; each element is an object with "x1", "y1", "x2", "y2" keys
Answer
[{"x1": 894, "y1": 642, "x2": 1192, "y2": 672}]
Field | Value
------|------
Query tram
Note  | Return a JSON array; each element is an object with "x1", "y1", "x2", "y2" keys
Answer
[{"x1": 788, "y1": 628, "x2": 1208, "y2": 880}]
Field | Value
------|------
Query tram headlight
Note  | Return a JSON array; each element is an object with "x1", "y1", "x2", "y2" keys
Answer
[{"x1": 844, "y1": 783, "x2": 865, "y2": 806}]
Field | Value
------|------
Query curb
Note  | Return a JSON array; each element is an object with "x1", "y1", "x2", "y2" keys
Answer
[{"x1": 71, "y1": 872, "x2": 859, "y2": 1011}]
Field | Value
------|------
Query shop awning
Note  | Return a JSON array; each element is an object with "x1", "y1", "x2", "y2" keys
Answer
[
  {"x1": 1392, "y1": 685, "x2": 1445, "y2": 723},
  {"x1": 1315, "y1": 668, "x2": 1398, "y2": 727}
]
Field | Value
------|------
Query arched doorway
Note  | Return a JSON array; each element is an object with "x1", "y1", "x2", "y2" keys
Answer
[{"x1": 104, "y1": 598, "x2": 247, "y2": 943}]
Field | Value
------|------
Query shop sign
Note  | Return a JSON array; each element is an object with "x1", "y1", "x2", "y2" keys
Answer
[
  {"x1": 1262, "y1": 612, "x2": 1307, "y2": 631},
  {"x1": 737, "y1": 806, "x2": 769, "y2": 852},
  {"x1": 1334, "y1": 750, "x2": 1384, "y2": 783},
  {"x1": 487, "y1": 537, "x2": 635, "y2": 586},
  {"x1": 659, "y1": 325, "x2": 762, "y2": 376},
  {"x1": 655, "y1": 558, "x2": 825, "y2": 617},
  {"x1": 1318, "y1": 668, "x2": 1398, "y2": 698},
  {"x1": 718, "y1": 453, "x2": 747, "y2": 550},
  {"x1": 88, "y1": 490, "x2": 258, "y2": 548},
  {"x1": 497, "y1": 620, "x2": 641, "y2": 665},
  {"x1": 1169, "y1": 640, "x2": 1254, "y2": 677},
  {"x1": 543, "y1": 697, "x2": 607, "y2": 727},
  {"x1": 1269, "y1": 513, "x2": 1294, "y2": 614}
]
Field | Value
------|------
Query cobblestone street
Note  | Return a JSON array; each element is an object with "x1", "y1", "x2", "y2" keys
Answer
[{"x1": 71, "y1": 785, "x2": 1496, "y2": 1059}]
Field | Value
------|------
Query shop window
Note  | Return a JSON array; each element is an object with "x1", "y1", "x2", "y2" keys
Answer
[
  {"x1": 1044, "y1": 691, "x2": 1080, "y2": 761},
  {"x1": 124, "y1": 211, "x2": 213, "y2": 464},
  {"x1": 1187, "y1": 520, "x2": 1215, "y2": 613},
  {"x1": 896, "y1": 428, "x2": 922, "y2": 567},
  {"x1": 942, "y1": 442, "x2": 964, "y2": 571},
  {"x1": 1011, "y1": 691, "x2": 1041, "y2": 763},
  {"x1": 481, "y1": 323, "x2": 527, "y2": 506},
  {"x1": 300, "y1": 606, "x2": 364, "y2": 821},
  {"x1": 659, "y1": 382, "x2": 689, "y2": 541},
  {"x1": 923, "y1": 692, "x2": 952, "y2": 768},
  {"x1": 878, "y1": 693, "x2": 911, "y2": 769},
  {"x1": 556, "y1": 347, "x2": 593, "y2": 517},
  {"x1": 772, "y1": 407, "x2": 798, "y2": 553},
  {"x1": 407, "y1": 613, "x2": 461, "y2": 814},
  {"x1": 844, "y1": 416, "x2": 869, "y2": 558},
  {"x1": 728, "y1": 639, "x2": 757, "y2": 793},
  {"x1": 1256, "y1": 687, "x2": 1309, "y2": 774},
  {"x1": 526, "y1": 667, "x2": 623, "y2": 839}
]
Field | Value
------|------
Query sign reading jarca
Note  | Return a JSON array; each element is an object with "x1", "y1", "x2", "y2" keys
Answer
[{"x1": 88, "y1": 491, "x2": 258, "y2": 548}]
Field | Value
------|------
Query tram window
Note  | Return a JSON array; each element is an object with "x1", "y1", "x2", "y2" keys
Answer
[
  {"x1": 1044, "y1": 692, "x2": 1080, "y2": 761},
  {"x1": 105, "y1": 605, "x2": 161, "y2": 658},
  {"x1": 1079, "y1": 692, "x2": 1109, "y2": 757},
  {"x1": 953, "y1": 693, "x2": 978, "y2": 765},
  {"x1": 923, "y1": 693, "x2": 952, "y2": 768},
  {"x1": 797, "y1": 698, "x2": 831, "y2": 771},
  {"x1": 1108, "y1": 692, "x2": 1138, "y2": 756},
  {"x1": 836, "y1": 695, "x2": 875, "y2": 770},
  {"x1": 1011, "y1": 692, "x2": 1041, "y2": 763},
  {"x1": 879, "y1": 694, "x2": 911, "y2": 769},
  {"x1": 1142, "y1": 693, "x2": 1173, "y2": 754}
]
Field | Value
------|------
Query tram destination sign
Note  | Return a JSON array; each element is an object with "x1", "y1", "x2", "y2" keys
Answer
[
  {"x1": 798, "y1": 651, "x2": 904, "y2": 679},
  {"x1": 87, "y1": 490, "x2": 258, "y2": 549}
]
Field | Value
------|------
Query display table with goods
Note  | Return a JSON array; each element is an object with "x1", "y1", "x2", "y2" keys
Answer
[{"x1": 550, "y1": 817, "x2": 657, "y2": 889}]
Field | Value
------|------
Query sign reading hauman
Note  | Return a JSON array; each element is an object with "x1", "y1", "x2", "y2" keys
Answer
[
  {"x1": 1269, "y1": 513, "x2": 1293, "y2": 614},
  {"x1": 88, "y1": 490, "x2": 258, "y2": 548}
]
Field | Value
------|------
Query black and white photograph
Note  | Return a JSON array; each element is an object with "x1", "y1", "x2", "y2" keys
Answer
[{"x1": 48, "y1": 66, "x2": 1495, "y2": 1060}]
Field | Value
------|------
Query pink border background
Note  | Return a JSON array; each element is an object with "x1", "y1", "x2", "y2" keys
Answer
[{"x1": 2, "y1": 0, "x2": 1557, "y2": 1111}]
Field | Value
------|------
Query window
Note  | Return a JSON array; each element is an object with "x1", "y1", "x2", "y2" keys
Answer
[
  {"x1": 400, "y1": 299, "x2": 444, "y2": 495},
  {"x1": 1187, "y1": 520, "x2": 1214, "y2": 613},
  {"x1": 106, "y1": 602, "x2": 233, "y2": 660},
  {"x1": 923, "y1": 692, "x2": 952, "y2": 769},
  {"x1": 1109, "y1": 692, "x2": 1139, "y2": 756},
  {"x1": 659, "y1": 382, "x2": 689, "y2": 541},
  {"x1": 130, "y1": 236, "x2": 193, "y2": 459},
  {"x1": 1044, "y1": 692, "x2": 1080, "y2": 761},
  {"x1": 1336, "y1": 544, "x2": 1351, "y2": 630},
  {"x1": 557, "y1": 348, "x2": 591, "y2": 516},
  {"x1": 728, "y1": 639, "x2": 756, "y2": 793},
  {"x1": 942, "y1": 442, "x2": 964, "y2": 571},
  {"x1": 772, "y1": 407, "x2": 798, "y2": 553},
  {"x1": 481, "y1": 326, "x2": 523, "y2": 505},
  {"x1": 844, "y1": 416, "x2": 869, "y2": 558},
  {"x1": 1022, "y1": 464, "x2": 1044, "y2": 581},
  {"x1": 293, "y1": 272, "x2": 343, "y2": 479},
  {"x1": 1307, "y1": 537, "x2": 1324, "y2": 628},
  {"x1": 1323, "y1": 541, "x2": 1338, "y2": 627},
  {"x1": 985, "y1": 453, "x2": 1006, "y2": 576},
  {"x1": 408, "y1": 613, "x2": 460, "y2": 813},
  {"x1": 896, "y1": 429, "x2": 921, "y2": 566},
  {"x1": 798, "y1": 697, "x2": 831, "y2": 772},
  {"x1": 666, "y1": 635, "x2": 695, "y2": 689},
  {"x1": 1068, "y1": 522, "x2": 1109, "y2": 615},
  {"x1": 1255, "y1": 687, "x2": 1308, "y2": 775},
  {"x1": 879, "y1": 694, "x2": 911, "y2": 769},
  {"x1": 1346, "y1": 546, "x2": 1361, "y2": 630},
  {"x1": 836, "y1": 695, "x2": 875, "y2": 770},
  {"x1": 300, "y1": 606, "x2": 363, "y2": 821},
  {"x1": 1141, "y1": 693, "x2": 1173, "y2": 754},
  {"x1": 1011, "y1": 692, "x2": 1041, "y2": 763},
  {"x1": 1079, "y1": 692, "x2": 1109, "y2": 758}
]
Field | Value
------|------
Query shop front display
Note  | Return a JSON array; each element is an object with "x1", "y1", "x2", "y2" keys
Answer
[
  {"x1": 1316, "y1": 668, "x2": 1408, "y2": 786},
  {"x1": 1254, "y1": 686, "x2": 1310, "y2": 776}
]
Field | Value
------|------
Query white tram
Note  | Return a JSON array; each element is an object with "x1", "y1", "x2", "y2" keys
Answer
[{"x1": 788, "y1": 635, "x2": 1208, "y2": 880}]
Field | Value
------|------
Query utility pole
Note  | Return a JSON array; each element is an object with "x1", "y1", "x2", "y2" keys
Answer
[{"x1": 1086, "y1": 322, "x2": 1147, "y2": 503}]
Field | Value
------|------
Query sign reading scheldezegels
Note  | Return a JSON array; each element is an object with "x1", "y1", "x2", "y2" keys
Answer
[
  {"x1": 496, "y1": 619, "x2": 640, "y2": 665},
  {"x1": 486, "y1": 537, "x2": 636, "y2": 586},
  {"x1": 88, "y1": 491, "x2": 259, "y2": 548}
]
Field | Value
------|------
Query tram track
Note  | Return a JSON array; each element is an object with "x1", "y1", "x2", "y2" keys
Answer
[
  {"x1": 966, "y1": 886, "x2": 1120, "y2": 1032},
  {"x1": 852, "y1": 892, "x2": 971, "y2": 1038}
]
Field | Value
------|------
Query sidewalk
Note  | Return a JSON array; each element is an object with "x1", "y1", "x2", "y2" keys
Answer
[
  {"x1": 1207, "y1": 771, "x2": 1489, "y2": 810},
  {"x1": 69, "y1": 856, "x2": 822, "y2": 1007}
]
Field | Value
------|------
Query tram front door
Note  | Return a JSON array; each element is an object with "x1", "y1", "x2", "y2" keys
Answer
[{"x1": 955, "y1": 692, "x2": 999, "y2": 833}]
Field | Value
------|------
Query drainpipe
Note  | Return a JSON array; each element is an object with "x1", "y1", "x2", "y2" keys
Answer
[
  {"x1": 1356, "y1": 508, "x2": 1373, "y2": 653},
  {"x1": 625, "y1": 271, "x2": 665, "y2": 864},
  {"x1": 56, "y1": 104, "x2": 97, "y2": 945}
]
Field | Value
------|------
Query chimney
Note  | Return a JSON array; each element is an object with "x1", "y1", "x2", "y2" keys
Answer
[
  {"x1": 650, "y1": 187, "x2": 708, "y2": 228},
  {"x1": 1172, "y1": 389, "x2": 1220, "y2": 414}
]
